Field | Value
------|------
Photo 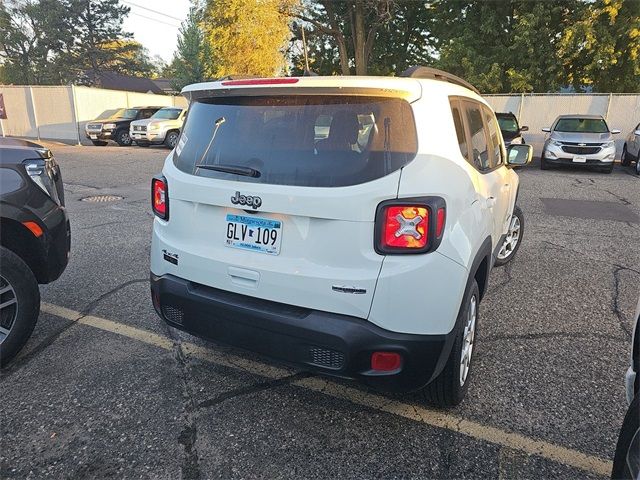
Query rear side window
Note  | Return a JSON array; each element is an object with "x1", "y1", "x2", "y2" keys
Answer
[
  {"x1": 450, "y1": 100, "x2": 469, "y2": 161},
  {"x1": 173, "y1": 95, "x2": 418, "y2": 187},
  {"x1": 483, "y1": 106, "x2": 503, "y2": 168},
  {"x1": 463, "y1": 102, "x2": 490, "y2": 171}
]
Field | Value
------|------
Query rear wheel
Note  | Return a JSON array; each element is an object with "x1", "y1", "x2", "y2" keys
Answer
[
  {"x1": 91, "y1": 140, "x2": 108, "y2": 146},
  {"x1": 621, "y1": 145, "x2": 630, "y2": 166},
  {"x1": 421, "y1": 279, "x2": 479, "y2": 407},
  {"x1": 0, "y1": 247, "x2": 40, "y2": 367},
  {"x1": 165, "y1": 131, "x2": 180, "y2": 149},
  {"x1": 116, "y1": 130, "x2": 132, "y2": 147},
  {"x1": 636, "y1": 159, "x2": 640, "y2": 175}
]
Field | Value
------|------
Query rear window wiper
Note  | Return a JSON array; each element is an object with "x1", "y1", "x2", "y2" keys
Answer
[{"x1": 195, "y1": 164, "x2": 261, "y2": 178}]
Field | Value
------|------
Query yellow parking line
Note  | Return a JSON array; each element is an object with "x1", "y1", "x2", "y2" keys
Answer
[{"x1": 40, "y1": 302, "x2": 613, "y2": 477}]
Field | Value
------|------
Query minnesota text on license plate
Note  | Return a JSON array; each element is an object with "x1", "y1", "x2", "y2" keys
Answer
[{"x1": 225, "y1": 214, "x2": 282, "y2": 255}]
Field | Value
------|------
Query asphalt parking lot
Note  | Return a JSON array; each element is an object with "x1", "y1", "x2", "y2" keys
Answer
[{"x1": 2, "y1": 143, "x2": 639, "y2": 479}]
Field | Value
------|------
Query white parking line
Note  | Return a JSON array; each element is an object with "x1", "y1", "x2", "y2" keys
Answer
[{"x1": 40, "y1": 302, "x2": 613, "y2": 477}]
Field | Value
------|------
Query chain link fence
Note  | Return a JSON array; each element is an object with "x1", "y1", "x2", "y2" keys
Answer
[{"x1": 0, "y1": 85, "x2": 188, "y2": 145}]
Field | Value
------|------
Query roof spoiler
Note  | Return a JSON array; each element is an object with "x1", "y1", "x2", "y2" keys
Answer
[{"x1": 399, "y1": 66, "x2": 480, "y2": 95}]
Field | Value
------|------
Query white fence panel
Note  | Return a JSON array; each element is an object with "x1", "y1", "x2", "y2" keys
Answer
[
  {"x1": 31, "y1": 86, "x2": 77, "y2": 142},
  {"x1": 0, "y1": 86, "x2": 38, "y2": 138},
  {"x1": 125, "y1": 91, "x2": 175, "y2": 109},
  {"x1": 485, "y1": 93, "x2": 639, "y2": 156}
]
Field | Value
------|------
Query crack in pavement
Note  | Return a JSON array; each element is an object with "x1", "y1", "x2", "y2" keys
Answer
[
  {"x1": 197, "y1": 371, "x2": 313, "y2": 410},
  {"x1": 605, "y1": 189, "x2": 632, "y2": 205},
  {"x1": 484, "y1": 331, "x2": 625, "y2": 343},
  {"x1": 163, "y1": 325, "x2": 203, "y2": 480},
  {"x1": 1, "y1": 278, "x2": 148, "y2": 375},
  {"x1": 613, "y1": 266, "x2": 637, "y2": 339}
]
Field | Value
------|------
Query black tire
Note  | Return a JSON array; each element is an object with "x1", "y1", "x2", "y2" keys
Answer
[
  {"x1": 165, "y1": 131, "x2": 180, "y2": 149},
  {"x1": 636, "y1": 159, "x2": 640, "y2": 175},
  {"x1": 91, "y1": 140, "x2": 108, "y2": 146},
  {"x1": 0, "y1": 247, "x2": 40, "y2": 367},
  {"x1": 421, "y1": 279, "x2": 480, "y2": 407},
  {"x1": 612, "y1": 393, "x2": 639, "y2": 479},
  {"x1": 115, "y1": 130, "x2": 133, "y2": 147},
  {"x1": 621, "y1": 145, "x2": 630, "y2": 166},
  {"x1": 540, "y1": 155, "x2": 549, "y2": 170},
  {"x1": 494, "y1": 205, "x2": 524, "y2": 267}
]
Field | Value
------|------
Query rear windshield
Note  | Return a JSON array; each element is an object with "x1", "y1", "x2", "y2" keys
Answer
[
  {"x1": 153, "y1": 108, "x2": 182, "y2": 120},
  {"x1": 497, "y1": 115, "x2": 519, "y2": 133},
  {"x1": 173, "y1": 95, "x2": 417, "y2": 187},
  {"x1": 554, "y1": 118, "x2": 608, "y2": 133}
]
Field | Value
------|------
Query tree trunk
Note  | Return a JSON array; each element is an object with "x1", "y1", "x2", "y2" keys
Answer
[
  {"x1": 353, "y1": 0, "x2": 367, "y2": 75},
  {"x1": 336, "y1": 34, "x2": 351, "y2": 75}
]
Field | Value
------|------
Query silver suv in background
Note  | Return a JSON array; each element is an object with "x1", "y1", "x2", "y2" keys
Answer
[
  {"x1": 130, "y1": 107, "x2": 186, "y2": 149},
  {"x1": 540, "y1": 115, "x2": 620, "y2": 173}
]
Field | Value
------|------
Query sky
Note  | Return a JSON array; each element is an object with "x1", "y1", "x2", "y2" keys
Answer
[{"x1": 122, "y1": 0, "x2": 192, "y2": 65}]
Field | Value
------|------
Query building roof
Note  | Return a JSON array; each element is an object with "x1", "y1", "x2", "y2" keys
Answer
[{"x1": 82, "y1": 70, "x2": 166, "y2": 94}]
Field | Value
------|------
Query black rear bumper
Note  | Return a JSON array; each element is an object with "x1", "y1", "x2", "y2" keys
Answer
[{"x1": 151, "y1": 273, "x2": 456, "y2": 393}]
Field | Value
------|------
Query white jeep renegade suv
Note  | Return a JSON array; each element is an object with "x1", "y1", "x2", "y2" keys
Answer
[{"x1": 150, "y1": 67, "x2": 532, "y2": 407}]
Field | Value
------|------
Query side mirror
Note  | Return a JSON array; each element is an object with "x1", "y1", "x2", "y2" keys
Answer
[
  {"x1": 611, "y1": 129, "x2": 621, "y2": 134},
  {"x1": 507, "y1": 144, "x2": 533, "y2": 167},
  {"x1": 635, "y1": 130, "x2": 640, "y2": 136},
  {"x1": 542, "y1": 127, "x2": 551, "y2": 133},
  {"x1": 520, "y1": 125, "x2": 529, "y2": 132}
]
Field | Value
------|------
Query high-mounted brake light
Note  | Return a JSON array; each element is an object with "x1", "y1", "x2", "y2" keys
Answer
[
  {"x1": 374, "y1": 197, "x2": 446, "y2": 255},
  {"x1": 220, "y1": 78, "x2": 300, "y2": 87},
  {"x1": 152, "y1": 176, "x2": 168, "y2": 219}
]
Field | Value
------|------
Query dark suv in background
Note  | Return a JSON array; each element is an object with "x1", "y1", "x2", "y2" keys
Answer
[
  {"x1": 85, "y1": 106, "x2": 163, "y2": 146},
  {"x1": 0, "y1": 138, "x2": 70, "y2": 365},
  {"x1": 496, "y1": 112, "x2": 528, "y2": 146}
]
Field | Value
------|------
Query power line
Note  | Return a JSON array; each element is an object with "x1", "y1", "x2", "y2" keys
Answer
[
  {"x1": 129, "y1": 11, "x2": 181, "y2": 28},
  {"x1": 122, "y1": 1, "x2": 185, "y2": 22}
]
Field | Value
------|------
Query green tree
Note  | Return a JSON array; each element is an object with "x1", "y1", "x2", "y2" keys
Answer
[
  {"x1": 432, "y1": 0, "x2": 584, "y2": 93},
  {"x1": 167, "y1": 7, "x2": 212, "y2": 91},
  {"x1": 0, "y1": 0, "x2": 75, "y2": 84},
  {"x1": 203, "y1": 0, "x2": 295, "y2": 77},
  {"x1": 65, "y1": 0, "x2": 155, "y2": 80},
  {"x1": 559, "y1": 0, "x2": 640, "y2": 92},
  {"x1": 289, "y1": 1, "x2": 435, "y2": 76}
]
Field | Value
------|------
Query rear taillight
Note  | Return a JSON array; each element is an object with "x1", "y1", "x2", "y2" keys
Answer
[
  {"x1": 152, "y1": 176, "x2": 168, "y2": 219},
  {"x1": 374, "y1": 197, "x2": 446, "y2": 254}
]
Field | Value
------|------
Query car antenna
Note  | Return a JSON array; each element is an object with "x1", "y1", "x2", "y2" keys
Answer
[{"x1": 194, "y1": 117, "x2": 226, "y2": 174}]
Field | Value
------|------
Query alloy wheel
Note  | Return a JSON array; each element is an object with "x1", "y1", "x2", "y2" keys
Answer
[
  {"x1": 459, "y1": 294, "x2": 477, "y2": 386},
  {"x1": 497, "y1": 215, "x2": 521, "y2": 260},
  {"x1": 0, "y1": 275, "x2": 18, "y2": 343}
]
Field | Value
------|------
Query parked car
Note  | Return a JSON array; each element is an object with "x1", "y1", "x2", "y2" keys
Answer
[
  {"x1": 85, "y1": 106, "x2": 163, "y2": 146},
  {"x1": 496, "y1": 112, "x2": 528, "y2": 146},
  {"x1": 0, "y1": 138, "x2": 70, "y2": 366},
  {"x1": 149, "y1": 68, "x2": 532, "y2": 407},
  {"x1": 612, "y1": 295, "x2": 640, "y2": 479},
  {"x1": 621, "y1": 122, "x2": 640, "y2": 170},
  {"x1": 540, "y1": 114, "x2": 620, "y2": 173},
  {"x1": 130, "y1": 107, "x2": 186, "y2": 149}
]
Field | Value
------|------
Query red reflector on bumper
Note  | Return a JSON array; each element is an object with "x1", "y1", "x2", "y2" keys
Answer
[{"x1": 371, "y1": 352, "x2": 402, "y2": 372}]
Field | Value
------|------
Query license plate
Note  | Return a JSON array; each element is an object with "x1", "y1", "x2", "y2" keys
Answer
[
  {"x1": 573, "y1": 156, "x2": 586, "y2": 163},
  {"x1": 89, "y1": 134, "x2": 97, "y2": 140},
  {"x1": 225, "y1": 214, "x2": 282, "y2": 255},
  {"x1": 134, "y1": 134, "x2": 142, "y2": 139}
]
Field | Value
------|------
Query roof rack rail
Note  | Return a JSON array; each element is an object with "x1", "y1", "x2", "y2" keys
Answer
[{"x1": 399, "y1": 66, "x2": 480, "y2": 95}]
